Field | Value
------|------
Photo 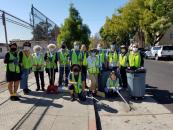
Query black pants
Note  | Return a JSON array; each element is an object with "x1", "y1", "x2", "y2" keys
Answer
[
  {"x1": 59, "y1": 66, "x2": 70, "y2": 86},
  {"x1": 81, "y1": 65, "x2": 87, "y2": 80},
  {"x1": 47, "y1": 69, "x2": 56, "y2": 85},
  {"x1": 120, "y1": 67, "x2": 127, "y2": 88},
  {"x1": 34, "y1": 71, "x2": 45, "y2": 89}
]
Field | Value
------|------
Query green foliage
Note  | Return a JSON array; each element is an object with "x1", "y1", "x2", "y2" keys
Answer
[
  {"x1": 100, "y1": 0, "x2": 173, "y2": 46},
  {"x1": 57, "y1": 4, "x2": 91, "y2": 48}
]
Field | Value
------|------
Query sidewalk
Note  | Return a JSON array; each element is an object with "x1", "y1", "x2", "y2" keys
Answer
[
  {"x1": 95, "y1": 91, "x2": 173, "y2": 130},
  {"x1": 0, "y1": 75, "x2": 96, "y2": 130},
  {"x1": 1, "y1": 74, "x2": 173, "y2": 130}
]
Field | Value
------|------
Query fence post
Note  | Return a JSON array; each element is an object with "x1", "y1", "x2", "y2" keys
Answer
[
  {"x1": 2, "y1": 11, "x2": 8, "y2": 47},
  {"x1": 31, "y1": 4, "x2": 36, "y2": 45}
]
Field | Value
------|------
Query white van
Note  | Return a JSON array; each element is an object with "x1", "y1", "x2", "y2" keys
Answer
[{"x1": 150, "y1": 45, "x2": 173, "y2": 60}]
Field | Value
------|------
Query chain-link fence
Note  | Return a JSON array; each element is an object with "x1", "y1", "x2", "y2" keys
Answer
[{"x1": 31, "y1": 5, "x2": 59, "y2": 44}]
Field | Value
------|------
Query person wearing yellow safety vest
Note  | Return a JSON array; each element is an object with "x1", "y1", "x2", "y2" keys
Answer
[
  {"x1": 32, "y1": 45, "x2": 45, "y2": 91},
  {"x1": 119, "y1": 45, "x2": 128, "y2": 88},
  {"x1": 4, "y1": 42, "x2": 21, "y2": 101},
  {"x1": 128, "y1": 44, "x2": 144, "y2": 70},
  {"x1": 19, "y1": 42, "x2": 32, "y2": 95},
  {"x1": 68, "y1": 64, "x2": 86, "y2": 101},
  {"x1": 70, "y1": 41, "x2": 82, "y2": 66},
  {"x1": 44, "y1": 44, "x2": 58, "y2": 85},
  {"x1": 58, "y1": 42, "x2": 70, "y2": 87},
  {"x1": 105, "y1": 71, "x2": 120, "y2": 98},
  {"x1": 87, "y1": 49, "x2": 100, "y2": 96},
  {"x1": 97, "y1": 44, "x2": 106, "y2": 71},
  {"x1": 80, "y1": 44, "x2": 89, "y2": 87},
  {"x1": 107, "y1": 42, "x2": 118, "y2": 71}
]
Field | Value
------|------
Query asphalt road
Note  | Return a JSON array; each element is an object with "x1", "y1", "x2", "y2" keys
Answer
[{"x1": 145, "y1": 59, "x2": 173, "y2": 112}]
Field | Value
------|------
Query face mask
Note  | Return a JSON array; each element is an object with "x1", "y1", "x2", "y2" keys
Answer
[
  {"x1": 91, "y1": 52, "x2": 95, "y2": 56},
  {"x1": 73, "y1": 68, "x2": 79, "y2": 73},
  {"x1": 23, "y1": 46, "x2": 30, "y2": 51},
  {"x1": 111, "y1": 45, "x2": 115, "y2": 50},
  {"x1": 10, "y1": 48, "x2": 17, "y2": 52},
  {"x1": 132, "y1": 47, "x2": 138, "y2": 52},
  {"x1": 121, "y1": 49, "x2": 126, "y2": 53},
  {"x1": 74, "y1": 45, "x2": 79, "y2": 50},
  {"x1": 49, "y1": 48, "x2": 55, "y2": 52},
  {"x1": 97, "y1": 47, "x2": 102, "y2": 51}
]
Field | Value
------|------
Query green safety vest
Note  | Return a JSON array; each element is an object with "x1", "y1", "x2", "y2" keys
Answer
[
  {"x1": 82, "y1": 52, "x2": 87, "y2": 66},
  {"x1": 46, "y1": 52, "x2": 57, "y2": 69},
  {"x1": 119, "y1": 54, "x2": 128, "y2": 67},
  {"x1": 32, "y1": 53, "x2": 44, "y2": 72},
  {"x1": 128, "y1": 52, "x2": 141, "y2": 68},
  {"x1": 98, "y1": 51, "x2": 105, "y2": 63},
  {"x1": 71, "y1": 72, "x2": 82, "y2": 94},
  {"x1": 108, "y1": 78, "x2": 119, "y2": 88},
  {"x1": 71, "y1": 50, "x2": 82, "y2": 65},
  {"x1": 6, "y1": 52, "x2": 20, "y2": 73},
  {"x1": 22, "y1": 52, "x2": 32, "y2": 69},
  {"x1": 59, "y1": 51, "x2": 69, "y2": 66},
  {"x1": 108, "y1": 52, "x2": 118, "y2": 63},
  {"x1": 87, "y1": 57, "x2": 100, "y2": 74}
]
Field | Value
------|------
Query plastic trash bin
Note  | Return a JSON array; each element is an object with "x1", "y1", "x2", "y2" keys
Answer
[{"x1": 126, "y1": 68, "x2": 146, "y2": 98}]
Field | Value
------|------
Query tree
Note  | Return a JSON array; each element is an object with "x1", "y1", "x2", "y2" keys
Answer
[
  {"x1": 100, "y1": 0, "x2": 173, "y2": 47},
  {"x1": 57, "y1": 4, "x2": 91, "y2": 48}
]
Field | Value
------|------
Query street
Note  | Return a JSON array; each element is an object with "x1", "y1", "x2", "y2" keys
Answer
[{"x1": 145, "y1": 60, "x2": 173, "y2": 112}]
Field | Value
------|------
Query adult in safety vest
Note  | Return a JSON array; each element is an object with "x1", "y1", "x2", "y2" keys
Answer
[
  {"x1": 87, "y1": 49, "x2": 100, "y2": 96},
  {"x1": 97, "y1": 44, "x2": 106, "y2": 71},
  {"x1": 19, "y1": 42, "x2": 32, "y2": 95},
  {"x1": 58, "y1": 42, "x2": 70, "y2": 87},
  {"x1": 70, "y1": 41, "x2": 82, "y2": 66},
  {"x1": 80, "y1": 44, "x2": 89, "y2": 87},
  {"x1": 4, "y1": 42, "x2": 21, "y2": 101},
  {"x1": 128, "y1": 44, "x2": 144, "y2": 69},
  {"x1": 105, "y1": 71, "x2": 120, "y2": 98},
  {"x1": 32, "y1": 45, "x2": 45, "y2": 91},
  {"x1": 68, "y1": 64, "x2": 86, "y2": 101},
  {"x1": 119, "y1": 45, "x2": 128, "y2": 88},
  {"x1": 107, "y1": 42, "x2": 118, "y2": 70},
  {"x1": 44, "y1": 44, "x2": 58, "y2": 85}
]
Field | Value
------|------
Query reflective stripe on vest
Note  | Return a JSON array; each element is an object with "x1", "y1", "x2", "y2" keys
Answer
[
  {"x1": 119, "y1": 54, "x2": 128, "y2": 67},
  {"x1": 128, "y1": 52, "x2": 141, "y2": 68},
  {"x1": 46, "y1": 52, "x2": 57, "y2": 69},
  {"x1": 82, "y1": 52, "x2": 87, "y2": 66},
  {"x1": 88, "y1": 57, "x2": 99, "y2": 74},
  {"x1": 22, "y1": 52, "x2": 32, "y2": 69},
  {"x1": 59, "y1": 51, "x2": 68, "y2": 65},
  {"x1": 72, "y1": 72, "x2": 82, "y2": 94},
  {"x1": 108, "y1": 78, "x2": 119, "y2": 88},
  {"x1": 7, "y1": 52, "x2": 20, "y2": 73},
  {"x1": 32, "y1": 53, "x2": 44, "y2": 71},
  {"x1": 108, "y1": 52, "x2": 118, "y2": 63},
  {"x1": 72, "y1": 51, "x2": 82, "y2": 65}
]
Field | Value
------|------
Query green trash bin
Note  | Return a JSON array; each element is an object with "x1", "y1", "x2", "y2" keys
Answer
[{"x1": 126, "y1": 68, "x2": 146, "y2": 98}]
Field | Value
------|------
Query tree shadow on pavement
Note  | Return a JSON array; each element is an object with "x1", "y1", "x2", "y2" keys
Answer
[{"x1": 146, "y1": 85, "x2": 173, "y2": 104}]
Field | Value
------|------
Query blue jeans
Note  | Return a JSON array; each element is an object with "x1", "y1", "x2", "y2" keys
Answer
[{"x1": 20, "y1": 69, "x2": 30, "y2": 90}]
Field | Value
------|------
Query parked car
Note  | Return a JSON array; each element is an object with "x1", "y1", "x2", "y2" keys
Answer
[
  {"x1": 149, "y1": 45, "x2": 173, "y2": 60},
  {"x1": 144, "y1": 50, "x2": 152, "y2": 59}
]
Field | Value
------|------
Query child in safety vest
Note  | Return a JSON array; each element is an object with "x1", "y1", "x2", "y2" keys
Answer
[
  {"x1": 32, "y1": 45, "x2": 45, "y2": 91},
  {"x1": 4, "y1": 42, "x2": 21, "y2": 101},
  {"x1": 105, "y1": 71, "x2": 120, "y2": 98},
  {"x1": 68, "y1": 64, "x2": 86, "y2": 101}
]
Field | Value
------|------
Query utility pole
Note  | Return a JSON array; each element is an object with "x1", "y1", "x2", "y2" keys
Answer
[{"x1": 2, "y1": 11, "x2": 8, "y2": 48}]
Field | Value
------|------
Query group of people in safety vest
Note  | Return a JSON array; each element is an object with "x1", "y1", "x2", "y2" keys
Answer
[{"x1": 4, "y1": 41, "x2": 144, "y2": 101}]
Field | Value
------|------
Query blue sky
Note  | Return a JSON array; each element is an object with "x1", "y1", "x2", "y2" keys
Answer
[{"x1": 0, "y1": 0, "x2": 128, "y2": 42}]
